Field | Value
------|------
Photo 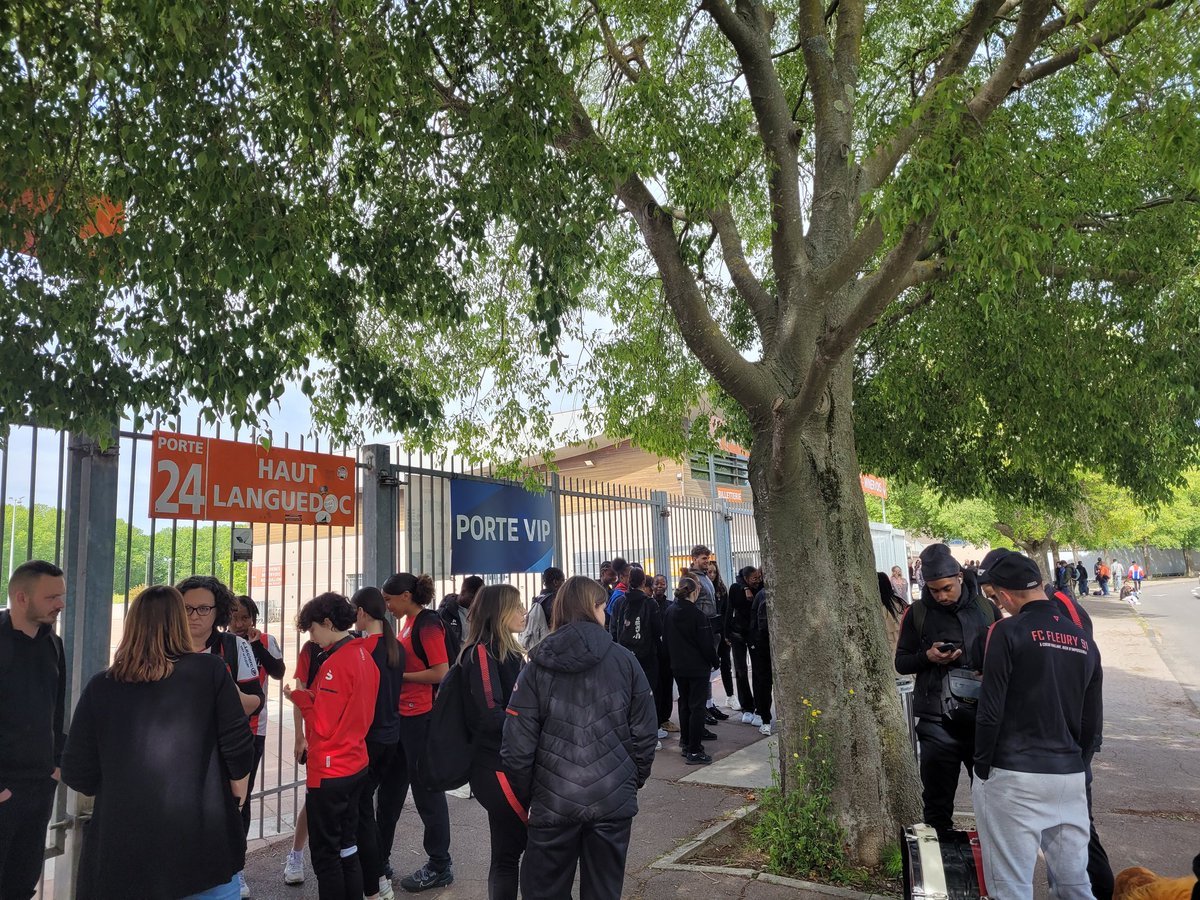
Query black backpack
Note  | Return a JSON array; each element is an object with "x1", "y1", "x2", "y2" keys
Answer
[
  {"x1": 411, "y1": 608, "x2": 461, "y2": 674},
  {"x1": 417, "y1": 660, "x2": 473, "y2": 790},
  {"x1": 616, "y1": 594, "x2": 654, "y2": 661}
]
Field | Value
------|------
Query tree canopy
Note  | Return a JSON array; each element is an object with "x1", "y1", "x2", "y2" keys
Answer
[{"x1": 6, "y1": 0, "x2": 1200, "y2": 862}]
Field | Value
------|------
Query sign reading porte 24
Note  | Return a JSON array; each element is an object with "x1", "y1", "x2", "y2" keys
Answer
[{"x1": 150, "y1": 431, "x2": 356, "y2": 526}]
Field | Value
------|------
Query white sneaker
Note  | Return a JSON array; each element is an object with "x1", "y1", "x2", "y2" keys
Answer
[
  {"x1": 283, "y1": 849, "x2": 305, "y2": 885},
  {"x1": 656, "y1": 740, "x2": 663, "y2": 750},
  {"x1": 379, "y1": 876, "x2": 396, "y2": 900},
  {"x1": 657, "y1": 728, "x2": 668, "y2": 740},
  {"x1": 751, "y1": 714, "x2": 763, "y2": 728},
  {"x1": 741, "y1": 712, "x2": 755, "y2": 724},
  {"x1": 446, "y1": 784, "x2": 473, "y2": 799},
  {"x1": 238, "y1": 871, "x2": 250, "y2": 898},
  {"x1": 759, "y1": 723, "x2": 773, "y2": 736},
  {"x1": 728, "y1": 697, "x2": 741, "y2": 711}
]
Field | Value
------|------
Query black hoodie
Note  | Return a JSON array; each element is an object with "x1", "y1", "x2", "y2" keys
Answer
[
  {"x1": 894, "y1": 572, "x2": 1000, "y2": 721},
  {"x1": 501, "y1": 620, "x2": 657, "y2": 827}
]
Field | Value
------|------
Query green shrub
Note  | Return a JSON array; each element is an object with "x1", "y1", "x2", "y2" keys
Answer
[{"x1": 750, "y1": 698, "x2": 852, "y2": 883}]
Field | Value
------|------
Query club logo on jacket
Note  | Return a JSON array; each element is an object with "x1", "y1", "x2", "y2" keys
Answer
[{"x1": 325, "y1": 669, "x2": 334, "y2": 682}]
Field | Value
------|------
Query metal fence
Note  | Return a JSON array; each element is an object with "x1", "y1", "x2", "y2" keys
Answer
[{"x1": 3, "y1": 423, "x2": 920, "y2": 898}]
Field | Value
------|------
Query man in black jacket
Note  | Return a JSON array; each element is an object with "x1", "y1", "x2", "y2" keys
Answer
[
  {"x1": 0, "y1": 560, "x2": 66, "y2": 900},
  {"x1": 973, "y1": 554, "x2": 1100, "y2": 900},
  {"x1": 978, "y1": 547, "x2": 1113, "y2": 900},
  {"x1": 665, "y1": 576, "x2": 720, "y2": 764},
  {"x1": 894, "y1": 543, "x2": 1000, "y2": 833}
]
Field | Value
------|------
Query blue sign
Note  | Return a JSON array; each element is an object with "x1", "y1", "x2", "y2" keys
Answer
[{"x1": 450, "y1": 480, "x2": 556, "y2": 575}]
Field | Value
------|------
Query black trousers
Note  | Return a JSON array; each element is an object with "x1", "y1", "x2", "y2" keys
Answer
[
  {"x1": 0, "y1": 777, "x2": 56, "y2": 900},
  {"x1": 241, "y1": 733, "x2": 266, "y2": 836},
  {"x1": 729, "y1": 636, "x2": 754, "y2": 712},
  {"x1": 469, "y1": 762, "x2": 529, "y2": 900},
  {"x1": 717, "y1": 637, "x2": 734, "y2": 697},
  {"x1": 307, "y1": 770, "x2": 366, "y2": 900},
  {"x1": 675, "y1": 674, "x2": 709, "y2": 754},
  {"x1": 749, "y1": 642, "x2": 773, "y2": 723},
  {"x1": 377, "y1": 713, "x2": 452, "y2": 874},
  {"x1": 358, "y1": 740, "x2": 398, "y2": 890},
  {"x1": 655, "y1": 657, "x2": 675, "y2": 725},
  {"x1": 915, "y1": 719, "x2": 974, "y2": 833},
  {"x1": 520, "y1": 818, "x2": 632, "y2": 900},
  {"x1": 1084, "y1": 755, "x2": 1114, "y2": 900}
]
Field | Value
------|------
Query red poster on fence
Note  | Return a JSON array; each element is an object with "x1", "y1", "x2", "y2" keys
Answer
[{"x1": 149, "y1": 431, "x2": 356, "y2": 526}]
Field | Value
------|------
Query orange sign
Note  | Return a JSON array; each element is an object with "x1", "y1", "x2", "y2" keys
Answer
[
  {"x1": 149, "y1": 431, "x2": 356, "y2": 526},
  {"x1": 860, "y1": 473, "x2": 888, "y2": 499},
  {"x1": 716, "y1": 485, "x2": 745, "y2": 502}
]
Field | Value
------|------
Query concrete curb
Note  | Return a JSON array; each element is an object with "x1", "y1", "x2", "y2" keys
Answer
[
  {"x1": 649, "y1": 802, "x2": 896, "y2": 899},
  {"x1": 1121, "y1": 598, "x2": 1200, "y2": 716}
]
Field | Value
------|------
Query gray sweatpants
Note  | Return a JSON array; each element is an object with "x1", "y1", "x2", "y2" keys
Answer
[{"x1": 973, "y1": 767, "x2": 1092, "y2": 900}]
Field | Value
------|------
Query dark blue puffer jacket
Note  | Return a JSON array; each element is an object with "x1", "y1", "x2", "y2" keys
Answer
[{"x1": 501, "y1": 619, "x2": 657, "y2": 827}]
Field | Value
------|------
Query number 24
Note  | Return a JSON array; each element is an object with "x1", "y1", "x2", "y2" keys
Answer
[{"x1": 155, "y1": 461, "x2": 204, "y2": 514}]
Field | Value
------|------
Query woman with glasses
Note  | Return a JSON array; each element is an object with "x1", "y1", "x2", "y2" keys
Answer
[
  {"x1": 177, "y1": 576, "x2": 265, "y2": 899},
  {"x1": 60, "y1": 585, "x2": 255, "y2": 900},
  {"x1": 502, "y1": 576, "x2": 657, "y2": 900}
]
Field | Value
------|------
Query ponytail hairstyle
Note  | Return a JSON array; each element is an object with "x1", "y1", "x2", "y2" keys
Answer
[
  {"x1": 381, "y1": 572, "x2": 437, "y2": 609},
  {"x1": 674, "y1": 576, "x2": 699, "y2": 603},
  {"x1": 353, "y1": 586, "x2": 402, "y2": 669},
  {"x1": 628, "y1": 567, "x2": 646, "y2": 590}
]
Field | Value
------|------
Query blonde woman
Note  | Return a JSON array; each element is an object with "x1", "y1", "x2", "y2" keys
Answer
[
  {"x1": 60, "y1": 585, "x2": 255, "y2": 900},
  {"x1": 459, "y1": 584, "x2": 529, "y2": 900}
]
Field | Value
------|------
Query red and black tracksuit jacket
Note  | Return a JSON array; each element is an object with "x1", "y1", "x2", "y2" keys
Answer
[{"x1": 290, "y1": 637, "x2": 380, "y2": 788}]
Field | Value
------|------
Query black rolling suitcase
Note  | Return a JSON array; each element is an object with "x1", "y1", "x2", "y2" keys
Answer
[{"x1": 900, "y1": 824, "x2": 989, "y2": 900}]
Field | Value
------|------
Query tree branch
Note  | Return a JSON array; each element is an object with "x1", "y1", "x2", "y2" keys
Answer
[
  {"x1": 701, "y1": 0, "x2": 809, "y2": 305},
  {"x1": 1036, "y1": 0, "x2": 1103, "y2": 42},
  {"x1": 794, "y1": 216, "x2": 936, "y2": 418},
  {"x1": 967, "y1": 0, "x2": 1052, "y2": 121},
  {"x1": 709, "y1": 205, "x2": 777, "y2": 339},
  {"x1": 556, "y1": 96, "x2": 771, "y2": 414},
  {"x1": 589, "y1": 0, "x2": 643, "y2": 84},
  {"x1": 1012, "y1": 0, "x2": 1181, "y2": 91},
  {"x1": 859, "y1": 0, "x2": 1007, "y2": 194},
  {"x1": 816, "y1": 215, "x2": 882, "y2": 289}
]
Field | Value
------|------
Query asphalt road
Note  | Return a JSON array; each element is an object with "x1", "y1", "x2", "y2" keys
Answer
[{"x1": 1131, "y1": 575, "x2": 1200, "y2": 714}]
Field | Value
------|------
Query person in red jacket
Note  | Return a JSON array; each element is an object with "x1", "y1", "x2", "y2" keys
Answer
[{"x1": 285, "y1": 592, "x2": 380, "y2": 900}]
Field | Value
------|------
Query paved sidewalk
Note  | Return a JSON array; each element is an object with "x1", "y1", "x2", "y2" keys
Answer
[{"x1": 242, "y1": 597, "x2": 1200, "y2": 898}]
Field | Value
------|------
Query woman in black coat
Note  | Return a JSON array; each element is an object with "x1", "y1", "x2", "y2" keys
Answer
[
  {"x1": 501, "y1": 576, "x2": 657, "y2": 900},
  {"x1": 61, "y1": 585, "x2": 254, "y2": 900},
  {"x1": 665, "y1": 576, "x2": 721, "y2": 763}
]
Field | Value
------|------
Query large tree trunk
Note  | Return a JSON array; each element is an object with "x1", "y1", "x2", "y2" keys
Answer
[{"x1": 749, "y1": 361, "x2": 920, "y2": 866}]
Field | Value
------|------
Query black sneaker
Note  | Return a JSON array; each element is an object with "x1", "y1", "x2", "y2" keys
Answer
[
  {"x1": 685, "y1": 751, "x2": 713, "y2": 765},
  {"x1": 705, "y1": 713, "x2": 719, "y2": 725},
  {"x1": 400, "y1": 865, "x2": 453, "y2": 893},
  {"x1": 702, "y1": 729, "x2": 719, "y2": 740},
  {"x1": 708, "y1": 706, "x2": 730, "y2": 720}
]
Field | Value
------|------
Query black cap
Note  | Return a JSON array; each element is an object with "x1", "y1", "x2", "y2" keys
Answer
[
  {"x1": 381, "y1": 572, "x2": 417, "y2": 595},
  {"x1": 984, "y1": 554, "x2": 1043, "y2": 590},
  {"x1": 976, "y1": 548, "x2": 1014, "y2": 585},
  {"x1": 919, "y1": 543, "x2": 961, "y2": 581}
]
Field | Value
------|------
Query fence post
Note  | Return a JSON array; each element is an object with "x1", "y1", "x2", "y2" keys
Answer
[
  {"x1": 550, "y1": 472, "x2": 564, "y2": 570},
  {"x1": 361, "y1": 444, "x2": 397, "y2": 586},
  {"x1": 651, "y1": 491, "x2": 671, "y2": 579},
  {"x1": 712, "y1": 498, "x2": 735, "y2": 585},
  {"x1": 55, "y1": 432, "x2": 119, "y2": 899}
]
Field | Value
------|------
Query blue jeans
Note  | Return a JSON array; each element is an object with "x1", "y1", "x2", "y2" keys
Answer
[{"x1": 182, "y1": 874, "x2": 240, "y2": 900}]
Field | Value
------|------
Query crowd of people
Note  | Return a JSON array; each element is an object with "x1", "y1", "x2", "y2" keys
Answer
[{"x1": 0, "y1": 545, "x2": 775, "y2": 900}]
